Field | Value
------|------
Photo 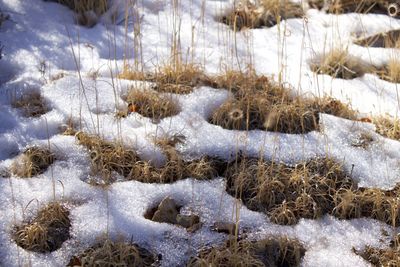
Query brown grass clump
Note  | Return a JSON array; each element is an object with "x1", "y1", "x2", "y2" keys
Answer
[
  {"x1": 76, "y1": 132, "x2": 222, "y2": 185},
  {"x1": 44, "y1": 0, "x2": 108, "y2": 27},
  {"x1": 354, "y1": 29, "x2": 400, "y2": 48},
  {"x1": 119, "y1": 63, "x2": 206, "y2": 94},
  {"x1": 376, "y1": 58, "x2": 400, "y2": 84},
  {"x1": 355, "y1": 234, "x2": 400, "y2": 266},
  {"x1": 12, "y1": 92, "x2": 50, "y2": 117},
  {"x1": 325, "y1": 0, "x2": 388, "y2": 14},
  {"x1": 373, "y1": 116, "x2": 400, "y2": 141},
  {"x1": 10, "y1": 146, "x2": 55, "y2": 178},
  {"x1": 220, "y1": 0, "x2": 304, "y2": 31},
  {"x1": 14, "y1": 202, "x2": 70, "y2": 253},
  {"x1": 311, "y1": 49, "x2": 373, "y2": 79},
  {"x1": 125, "y1": 89, "x2": 180, "y2": 122},
  {"x1": 208, "y1": 70, "x2": 356, "y2": 133},
  {"x1": 187, "y1": 236, "x2": 305, "y2": 267},
  {"x1": 67, "y1": 238, "x2": 158, "y2": 267},
  {"x1": 223, "y1": 155, "x2": 400, "y2": 226}
]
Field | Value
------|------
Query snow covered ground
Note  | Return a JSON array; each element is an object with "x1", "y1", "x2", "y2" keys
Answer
[{"x1": 0, "y1": 0, "x2": 400, "y2": 266}]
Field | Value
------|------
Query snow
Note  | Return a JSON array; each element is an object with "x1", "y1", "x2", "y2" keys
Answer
[{"x1": 1, "y1": 0, "x2": 400, "y2": 266}]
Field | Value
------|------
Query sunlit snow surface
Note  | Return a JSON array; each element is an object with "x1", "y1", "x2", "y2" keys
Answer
[{"x1": 1, "y1": 0, "x2": 400, "y2": 266}]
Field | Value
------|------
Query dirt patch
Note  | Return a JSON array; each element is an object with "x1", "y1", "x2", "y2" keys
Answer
[
  {"x1": 187, "y1": 236, "x2": 305, "y2": 267},
  {"x1": 14, "y1": 202, "x2": 70, "y2": 253},
  {"x1": 10, "y1": 146, "x2": 55, "y2": 177},
  {"x1": 12, "y1": 92, "x2": 50, "y2": 118},
  {"x1": 219, "y1": 0, "x2": 304, "y2": 31},
  {"x1": 67, "y1": 238, "x2": 159, "y2": 266}
]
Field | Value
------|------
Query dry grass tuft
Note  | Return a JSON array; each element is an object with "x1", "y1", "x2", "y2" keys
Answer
[
  {"x1": 223, "y1": 155, "x2": 400, "y2": 226},
  {"x1": 311, "y1": 49, "x2": 373, "y2": 79},
  {"x1": 376, "y1": 58, "x2": 400, "y2": 84},
  {"x1": 125, "y1": 88, "x2": 180, "y2": 122},
  {"x1": 187, "y1": 236, "x2": 305, "y2": 267},
  {"x1": 325, "y1": 0, "x2": 388, "y2": 14},
  {"x1": 12, "y1": 92, "x2": 50, "y2": 117},
  {"x1": 373, "y1": 116, "x2": 400, "y2": 141},
  {"x1": 355, "y1": 234, "x2": 400, "y2": 266},
  {"x1": 14, "y1": 202, "x2": 70, "y2": 253},
  {"x1": 44, "y1": 0, "x2": 108, "y2": 27},
  {"x1": 208, "y1": 71, "x2": 356, "y2": 133},
  {"x1": 10, "y1": 146, "x2": 55, "y2": 178},
  {"x1": 354, "y1": 29, "x2": 400, "y2": 48},
  {"x1": 76, "y1": 132, "x2": 223, "y2": 185},
  {"x1": 220, "y1": 0, "x2": 304, "y2": 30},
  {"x1": 67, "y1": 238, "x2": 158, "y2": 267},
  {"x1": 119, "y1": 63, "x2": 206, "y2": 94}
]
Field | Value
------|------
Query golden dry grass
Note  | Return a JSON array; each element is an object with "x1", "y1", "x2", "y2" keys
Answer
[
  {"x1": 220, "y1": 0, "x2": 304, "y2": 30},
  {"x1": 326, "y1": 0, "x2": 388, "y2": 14},
  {"x1": 354, "y1": 29, "x2": 400, "y2": 48},
  {"x1": 355, "y1": 234, "x2": 400, "y2": 266},
  {"x1": 125, "y1": 88, "x2": 180, "y2": 122},
  {"x1": 76, "y1": 132, "x2": 223, "y2": 185},
  {"x1": 12, "y1": 92, "x2": 50, "y2": 117},
  {"x1": 377, "y1": 58, "x2": 400, "y2": 84},
  {"x1": 187, "y1": 236, "x2": 305, "y2": 267},
  {"x1": 14, "y1": 202, "x2": 70, "y2": 253},
  {"x1": 10, "y1": 146, "x2": 55, "y2": 177},
  {"x1": 311, "y1": 49, "x2": 373, "y2": 80},
  {"x1": 223, "y1": 155, "x2": 400, "y2": 226},
  {"x1": 373, "y1": 116, "x2": 400, "y2": 141},
  {"x1": 67, "y1": 238, "x2": 158, "y2": 267}
]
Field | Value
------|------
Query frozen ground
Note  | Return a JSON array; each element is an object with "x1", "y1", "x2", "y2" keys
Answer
[{"x1": 0, "y1": 0, "x2": 400, "y2": 266}]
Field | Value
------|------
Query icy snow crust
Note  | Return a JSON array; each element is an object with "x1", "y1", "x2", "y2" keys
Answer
[{"x1": 0, "y1": 0, "x2": 400, "y2": 266}]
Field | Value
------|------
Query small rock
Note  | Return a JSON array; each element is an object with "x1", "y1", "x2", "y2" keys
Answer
[
  {"x1": 151, "y1": 197, "x2": 179, "y2": 224},
  {"x1": 176, "y1": 214, "x2": 200, "y2": 228},
  {"x1": 211, "y1": 222, "x2": 237, "y2": 234}
]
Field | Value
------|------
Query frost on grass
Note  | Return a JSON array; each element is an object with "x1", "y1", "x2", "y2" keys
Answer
[
  {"x1": 67, "y1": 238, "x2": 159, "y2": 267},
  {"x1": 310, "y1": 49, "x2": 373, "y2": 80},
  {"x1": 224, "y1": 156, "x2": 400, "y2": 226},
  {"x1": 12, "y1": 92, "x2": 50, "y2": 118},
  {"x1": 354, "y1": 29, "x2": 400, "y2": 48},
  {"x1": 13, "y1": 202, "x2": 70, "y2": 253},
  {"x1": 76, "y1": 132, "x2": 222, "y2": 185},
  {"x1": 10, "y1": 146, "x2": 55, "y2": 177},
  {"x1": 219, "y1": 0, "x2": 304, "y2": 30},
  {"x1": 187, "y1": 236, "x2": 305, "y2": 267},
  {"x1": 208, "y1": 71, "x2": 356, "y2": 133}
]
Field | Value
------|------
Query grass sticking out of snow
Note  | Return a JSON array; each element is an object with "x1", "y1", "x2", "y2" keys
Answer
[
  {"x1": 310, "y1": 49, "x2": 373, "y2": 80},
  {"x1": 67, "y1": 238, "x2": 158, "y2": 267},
  {"x1": 10, "y1": 146, "x2": 55, "y2": 178},
  {"x1": 124, "y1": 88, "x2": 180, "y2": 122},
  {"x1": 14, "y1": 202, "x2": 70, "y2": 253},
  {"x1": 354, "y1": 29, "x2": 400, "y2": 48},
  {"x1": 76, "y1": 133, "x2": 222, "y2": 185},
  {"x1": 373, "y1": 116, "x2": 400, "y2": 141},
  {"x1": 224, "y1": 156, "x2": 400, "y2": 226},
  {"x1": 219, "y1": 0, "x2": 304, "y2": 31},
  {"x1": 12, "y1": 92, "x2": 50, "y2": 118},
  {"x1": 377, "y1": 58, "x2": 400, "y2": 83},
  {"x1": 187, "y1": 236, "x2": 305, "y2": 267},
  {"x1": 325, "y1": 0, "x2": 388, "y2": 14}
]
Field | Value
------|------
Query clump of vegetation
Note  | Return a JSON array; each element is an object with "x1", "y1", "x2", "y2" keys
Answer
[
  {"x1": 10, "y1": 146, "x2": 55, "y2": 178},
  {"x1": 44, "y1": 0, "x2": 108, "y2": 27},
  {"x1": 187, "y1": 236, "x2": 305, "y2": 267},
  {"x1": 124, "y1": 89, "x2": 180, "y2": 122},
  {"x1": 354, "y1": 29, "x2": 400, "y2": 48},
  {"x1": 223, "y1": 155, "x2": 400, "y2": 226},
  {"x1": 12, "y1": 92, "x2": 50, "y2": 117},
  {"x1": 377, "y1": 58, "x2": 400, "y2": 84},
  {"x1": 208, "y1": 70, "x2": 356, "y2": 133},
  {"x1": 373, "y1": 116, "x2": 400, "y2": 141},
  {"x1": 76, "y1": 132, "x2": 222, "y2": 185},
  {"x1": 324, "y1": 0, "x2": 388, "y2": 14},
  {"x1": 355, "y1": 233, "x2": 400, "y2": 266},
  {"x1": 311, "y1": 49, "x2": 373, "y2": 79},
  {"x1": 220, "y1": 0, "x2": 304, "y2": 30},
  {"x1": 67, "y1": 238, "x2": 159, "y2": 267},
  {"x1": 14, "y1": 202, "x2": 70, "y2": 253}
]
